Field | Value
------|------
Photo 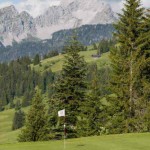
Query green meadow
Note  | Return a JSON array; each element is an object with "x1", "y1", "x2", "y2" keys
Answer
[
  {"x1": 31, "y1": 50, "x2": 110, "y2": 73},
  {"x1": 0, "y1": 133, "x2": 150, "y2": 150},
  {"x1": 0, "y1": 109, "x2": 150, "y2": 150}
]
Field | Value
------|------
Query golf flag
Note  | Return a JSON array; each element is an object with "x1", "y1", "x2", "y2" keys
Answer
[{"x1": 58, "y1": 109, "x2": 65, "y2": 117}]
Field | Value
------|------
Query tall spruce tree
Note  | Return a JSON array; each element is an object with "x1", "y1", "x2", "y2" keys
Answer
[
  {"x1": 109, "y1": 0, "x2": 144, "y2": 133},
  {"x1": 135, "y1": 10, "x2": 150, "y2": 131},
  {"x1": 54, "y1": 35, "x2": 87, "y2": 138},
  {"x1": 84, "y1": 63, "x2": 107, "y2": 136},
  {"x1": 18, "y1": 88, "x2": 50, "y2": 142}
]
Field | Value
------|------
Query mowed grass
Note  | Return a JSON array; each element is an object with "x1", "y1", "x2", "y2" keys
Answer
[
  {"x1": 0, "y1": 109, "x2": 18, "y2": 144},
  {"x1": 0, "y1": 108, "x2": 29, "y2": 144},
  {"x1": 0, "y1": 133, "x2": 150, "y2": 150},
  {"x1": 31, "y1": 50, "x2": 110, "y2": 73},
  {"x1": 0, "y1": 107, "x2": 150, "y2": 150}
]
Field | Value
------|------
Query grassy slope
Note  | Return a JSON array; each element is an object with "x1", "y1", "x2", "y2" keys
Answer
[
  {"x1": 0, "y1": 109, "x2": 17, "y2": 144},
  {"x1": 0, "y1": 108, "x2": 29, "y2": 144},
  {"x1": 31, "y1": 50, "x2": 110, "y2": 73},
  {"x1": 0, "y1": 109, "x2": 150, "y2": 150},
  {"x1": 0, "y1": 133, "x2": 150, "y2": 150}
]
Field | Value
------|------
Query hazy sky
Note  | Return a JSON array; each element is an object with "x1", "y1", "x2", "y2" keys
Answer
[{"x1": 0, "y1": 0, "x2": 149, "y2": 17}]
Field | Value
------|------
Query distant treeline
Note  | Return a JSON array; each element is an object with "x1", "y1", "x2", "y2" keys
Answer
[
  {"x1": 0, "y1": 24, "x2": 114, "y2": 62},
  {"x1": 0, "y1": 57, "x2": 55, "y2": 111},
  {"x1": 0, "y1": 40, "x2": 112, "y2": 111}
]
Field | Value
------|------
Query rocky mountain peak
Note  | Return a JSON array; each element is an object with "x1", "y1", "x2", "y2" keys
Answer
[
  {"x1": 0, "y1": 0, "x2": 117, "y2": 45},
  {"x1": 0, "y1": 5, "x2": 17, "y2": 14},
  {"x1": 0, "y1": 5, "x2": 18, "y2": 21},
  {"x1": 19, "y1": 11, "x2": 33, "y2": 18}
]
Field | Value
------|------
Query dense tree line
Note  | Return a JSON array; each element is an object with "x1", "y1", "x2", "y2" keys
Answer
[
  {"x1": 0, "y1": 56, "x2": 55, "y2": 110},
  {"x1": 43, "y1": 50, "x2": 59, "y2": 59},
  {"x1": 92, "y1": 39, "x2": 116, "y2": 54}
]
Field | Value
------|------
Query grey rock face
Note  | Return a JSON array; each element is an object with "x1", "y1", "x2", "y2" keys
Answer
[
  {"x1": 0, "y1": 5, "x2": 36, "y2": 45},
  {"x1": 0, "y1": 0, "x2": 117, "y2": 45},
  {"x1": 12, "y1": 11, "x2": 36, "y2": 37},
  {"x1": 0, "y1": 5, "x2": 18, "y2": 34}
]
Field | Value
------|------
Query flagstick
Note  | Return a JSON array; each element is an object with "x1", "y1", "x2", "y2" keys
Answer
[
  {"x1": 64, "y1": 116, "x2": 66, "y2": 149},
  {"x1": 58, "y1": 109, "x2": 66, "y2": 149}
]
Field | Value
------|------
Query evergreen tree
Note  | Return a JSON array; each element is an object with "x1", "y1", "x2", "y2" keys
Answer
[
  {"x1": 82, "y1": 63, "x2": 108, "y2": 136},
  {"x1": 93, "y1": 43, "x2": 98, "y2": 50},
  {"x1": 12, "y1": 108, "x2": 25, "y2": 130},
  {"x1": 53, "y1": 36, "x2": 87, "y2": 138},
  {"x1": 109, "y1": 0, "x2": 144, "y2": 133},
  {"x1": 15, "y1": 100, "x2": 22, "y2": 110},
  {"x1": 0, "y1": 57, "x2": 43, "y2": 106},
  {"x1": 134, "y1": 10, "x2": 150, "y2": 131},
  {"x1": 0, "y1": 99, "x2": 4, "y2": 111},
  {"x1": 33, "y1": 54, "x2": 40, "y2": 65},
  {"x1": 18, "y1": 88, "x2": 50, "y2": 142}
]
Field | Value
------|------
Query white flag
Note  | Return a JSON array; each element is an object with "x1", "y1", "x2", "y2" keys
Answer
[{"x1": 58, "y1": 109, "x2": 65, "y2": 117}]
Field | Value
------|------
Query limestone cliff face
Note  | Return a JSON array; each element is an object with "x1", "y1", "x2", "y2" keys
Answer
[
  {"x1": 0, "y1": 0, "x2": 117, "y2": 45},
  {"x1": 0, "y1": 5, "x2": 36, "y2": 45}
]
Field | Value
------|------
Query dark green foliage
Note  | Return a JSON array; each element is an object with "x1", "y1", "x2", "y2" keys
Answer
[
  {"x1": 0, "y1": 57, "x2": 55, "y2": 109},
  {"x1": 82, "y1": 63, "x2": 108, "y2": 136},
  {"x1": 12, "y1": 108, "x2": 25, "y2": 130},
  {"x1": 97, "y1": 39, "x2": 116, "y2": 55},
  {"x1": 43, "y1": 50, "x2": 59, "y2": 59},
  {"x1": 134, "y1": 11, "x2": 150, "y2": 131},
  {"x1": 33, "y1": 54, "x2": 40, "y2": 65},
  {"x1": 0, "y1": 99, "x2": 4, "y2": 112},
  {"x1": 92, "y1": 43, "x2": 98, "y2": 50},
  {"x1": 53, "y1": 36, "x2": 87, "y2": 138},
  {"x1": 109, "y1": 0, "x2": 147, "y2": 133},
  {"x1": 87, "y1": 63, "x2": 111, "y2": 96},
  {"x1": 18, "y1": 88, "x2": 50, "y2": 142},
  {"x1": 15, "y1": 100, "x2": 22, "y2": 111},
  {"x1": 0, "y1": 57, "x2": 37, "y2": 107},
  {"x1": 40, "y1": 70, "x2": 55, "y2": 94}
]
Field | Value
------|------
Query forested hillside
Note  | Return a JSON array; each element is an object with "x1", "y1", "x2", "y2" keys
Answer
[
  {"x1": 0, "y1": 57, "x2": 54, "y2": 110},
  {"x1": 0, "y1": 24, "x2": 114, "y2": 62}
]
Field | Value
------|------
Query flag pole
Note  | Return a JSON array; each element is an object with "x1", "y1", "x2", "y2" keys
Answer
[
  {"x1": 58, "y1": 109, "x2": 66, "y2": 149},
  {"x1": 64, "y1": 115, "x2": 66, "y2": 149}
]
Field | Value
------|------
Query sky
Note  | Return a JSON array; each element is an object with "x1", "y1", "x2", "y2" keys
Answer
[{"x1": 0, "y1": 0, "x2": 149, "y2": 17}]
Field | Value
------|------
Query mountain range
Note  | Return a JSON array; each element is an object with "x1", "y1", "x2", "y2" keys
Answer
[{"x1": 0, "y1": 0, "x2": 117, "y2": 46}]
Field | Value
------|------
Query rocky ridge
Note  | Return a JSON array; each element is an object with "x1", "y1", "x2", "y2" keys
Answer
[{"x1": 0, "y1": 0, "x2": 117, "y2": 45}]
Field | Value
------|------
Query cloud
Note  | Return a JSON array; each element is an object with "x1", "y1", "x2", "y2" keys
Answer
[
  {"x1": 143, "y1": 0, "x2": 150, "y2": 8},
  {"x1": 0, "y1": 1, "x2": 13, "y2": 9},
  {"x1": 108, "y1": 0, "x2": 124, "y2": 13}
]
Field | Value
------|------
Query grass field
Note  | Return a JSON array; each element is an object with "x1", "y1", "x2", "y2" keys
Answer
[
  {"x1": 0, "y1": 133, "x2": 150, "y2": 150},
  {"x1": 0, "y1": 108, "x2": 29, "y2": 144},
  {"x1": 31, "y1": 50, "x2": 110, "y2": 73},
  {"x1": 0, "y1": 109, "x2": 150, "y2": 150}
]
